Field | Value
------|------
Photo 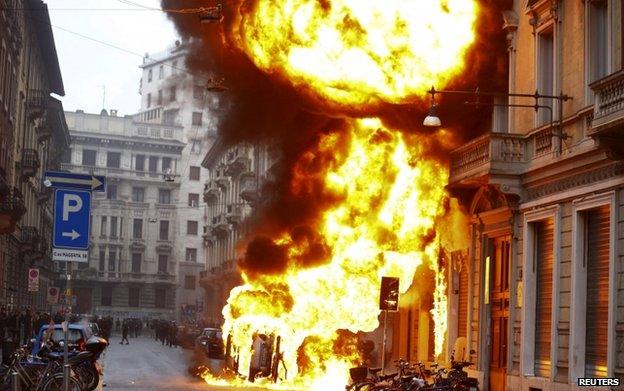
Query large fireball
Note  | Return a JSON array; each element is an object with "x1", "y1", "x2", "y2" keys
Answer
[{"x1": 232, "y1": 0, "x2": 478, "y2": 107}]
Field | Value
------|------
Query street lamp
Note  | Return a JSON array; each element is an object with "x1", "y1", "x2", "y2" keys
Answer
[{"x1": 422, "y1": 86, "x2": 572, "y2": 149}]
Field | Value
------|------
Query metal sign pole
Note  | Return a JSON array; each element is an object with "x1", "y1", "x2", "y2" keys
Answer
[
  {"x1": 11, "y1": 371, "x2": 18, "y2": 391},
  {"x1": 63, "y1": 262, "x2": 71, "y2": 391},
  {"x1": 381, "y1": 309, "x2": 388, "y2": 375}
]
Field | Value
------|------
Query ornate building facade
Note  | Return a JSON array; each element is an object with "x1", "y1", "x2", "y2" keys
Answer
[
  {"x1": 200, "y1": 140, "x2": 275, "y2": 324},
  {"x1": 62, "y1": 110, "x2": 184, "y2": 319},
  {"x1": 442, "y1": 1, "x2": 624, "y2": 390},
  {"x1": 0, "y1": 0, "x2": 69, "y2": 309}
]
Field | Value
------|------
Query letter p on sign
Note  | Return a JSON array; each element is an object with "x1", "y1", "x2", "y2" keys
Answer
[{"x1": 62, "y1": 193, "x2": 83, "y2": 221}]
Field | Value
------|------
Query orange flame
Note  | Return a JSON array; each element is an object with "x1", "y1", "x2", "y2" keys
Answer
[
  {"x1": 232, "y1": 0, "x2": 477, "y2": 108},
  {"x1": 204, "y1": 119, "x2": 453, "y2": 388},
  {"x1": 203, "y1": 0, "x2": 480, "y2": 388}
]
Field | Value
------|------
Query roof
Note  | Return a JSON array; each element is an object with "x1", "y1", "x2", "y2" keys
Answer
[
  {"x1": 28, "y1": 0, "x2": 65, "y2": 95},
  {"x1": 140, "y1": 41, "x2": 188, "y2": 69}
]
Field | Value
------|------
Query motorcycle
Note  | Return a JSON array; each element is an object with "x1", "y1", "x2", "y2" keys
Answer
[{"x1": 71, "y1": 336, "x2": 108, "y2": 391}]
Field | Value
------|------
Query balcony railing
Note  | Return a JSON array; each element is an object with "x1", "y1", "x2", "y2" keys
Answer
[
  {"x1": 449, "y1": 128, "x2": 565, "y2": 194},
  {"x1": 239, "y1": 172, "x2": 258, "y2": 203},
  {"x1": 133, "y1": 107, "x2": 162, "y2": 123},
  {"x1": 203, "y1": 182, "x2": 220, "y2": 204},
  {"x1": 20, "y1": 149, "x2": 40, "y2": 178},
  {"x1": 202, "y1": 232, "x2": 216, "y2": 247},
  {"x1": 19, "y1": 226, "x2": 41, "y2": 248},
  {"x1": 210, "y1": 214, "x2": 230, "y2": 237},
  {"x1": 0, "y1": 188, "x2": 26, "y2": 220},
  {"x1": 225, "y1": 147, "x2": 251, "y2": 176},
  {"x1": 226, "y1": 205, "x2": 243, "y2": 224},
  {"x1": 450, "y1": 132, "x2": 525, "y2": 180},
  {"x1": 215, "y1": 174, "x2": 230, "y2": 189},
  {"x1": 26, "y1": 89, "x2": 48, "y2": 120},
  {"x1": 591, "y1": 69, "x2": 624, "y2": 129},
  {"x1": 589, "y1": 70, "x2": 624, "y2": 155},
  {"x1": 34, "y1": 117, "x2": 52, "y2": 142},
  {"x1": 60, "y1": 163, "x2": 181, "y2": 183}
]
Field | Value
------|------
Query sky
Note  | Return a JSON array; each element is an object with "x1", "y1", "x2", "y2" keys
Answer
[{"x1": 47, "y1": 0, "x2": 179, "y2": 116}]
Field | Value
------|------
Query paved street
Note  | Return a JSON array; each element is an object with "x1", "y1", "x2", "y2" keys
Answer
[{"x1": 101, "y1": 334, "x2": 239, "y2": 391}]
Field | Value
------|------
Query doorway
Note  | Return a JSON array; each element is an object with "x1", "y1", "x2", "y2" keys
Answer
[{"x1": 488, "y1": 235, "x2": 511, "y2": 391}]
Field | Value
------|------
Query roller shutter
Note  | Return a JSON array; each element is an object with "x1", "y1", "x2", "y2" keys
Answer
[
  {"x1": 534, "y1": 218, "x2": 554, "y2": 377},
  {"x1": 458, "y1": 262, "x2": 468, "y2": 338},
  {"x1": 585, "y1": 205, "x2": 610, "y2": 377}
]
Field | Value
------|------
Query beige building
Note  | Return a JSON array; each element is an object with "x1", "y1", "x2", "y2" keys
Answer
[
  {"x1": 62, "y1": 110, "x2": 185, "y2": 319},
  {"x1": 435, "y1": 1, "x2": 624, "y2": 390},
  {"x1": 200, "y1": 140, "x2": 275, "y2": 323},
  {"x1": 0, "y1": 0, "x2": 70, "y2": 309}
]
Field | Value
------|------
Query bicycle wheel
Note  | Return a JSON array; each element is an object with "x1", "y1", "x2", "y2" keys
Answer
[{"x1": 40, "y1": 373, "x2": 82, "y2": 391}]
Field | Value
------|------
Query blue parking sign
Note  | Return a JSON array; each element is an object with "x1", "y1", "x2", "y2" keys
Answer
[{"x1": 53, "y1": 189, "x2": 91, "y2": 250}]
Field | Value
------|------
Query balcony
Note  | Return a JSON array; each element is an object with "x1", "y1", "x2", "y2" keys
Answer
[
  {"x1": 19, "y1": 149, "x2": 40, "y2": 178},
  {"x1": 203, "y1": 182, "x2": 220, "y2": 205},
  {"x1": 19, "y1": 226, "x2": 41, "y2": 252},
  {"x1": 215, "y1": 174, "x2": 230, "y2": 190},
  {"x1": 36, "y1": 186, "x2": 52, "y2": 205},
  {"x1": 210, "y1": 214, "x2": 230, "y2": 237},
  {"x1": 226, "y1": 205, "x2": 243, "y2": 224},
  {"x1": 133, "y1": 107, "x2": 162, "y2": 123},
  {"x1": 156, "y1": 241, "x2": 173, "y2": 253},
  {"x1": 589, "y1": 70, "x2": 624, "y2": 158},
  {"x1": 34, "y1": 117, "x2": 52, "y2": 142},
  {"x1": 449, "y1": 132, "x2": 527, "y2": 197},
  {"x1": 26, "y1": 89, "x2": 48, "y2": 120},
  {"x1": 240, "y1": 172, "x2": 258, "y2": 203},
  {"x1": 225, "y1": 147, "x2": 251, "y2": 176},
  {"x1": 129, "y1": 238, "x2": 146, "y2": 251},
  {"x1": 0, "y1": 188, "x2": 26, "y2": 233},
  {"x1": 202, "y1": 232, "x2": 216, "y2": 247}
]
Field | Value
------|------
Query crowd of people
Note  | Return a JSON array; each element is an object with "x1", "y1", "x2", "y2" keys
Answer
[{"x1": 0, "y1": 306, "x2": 67, "y2": 344}]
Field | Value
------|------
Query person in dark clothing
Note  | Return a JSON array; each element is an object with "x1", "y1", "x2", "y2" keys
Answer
[
  {"x1": 20, "y1": 308, "x2": 32, "y2": 345},
  {"x1": 120, "y1": 322, "x2": 129, "y2": 345},
  {"x1": 168, "y1": 322, "x2": 177, "y2": 348}
]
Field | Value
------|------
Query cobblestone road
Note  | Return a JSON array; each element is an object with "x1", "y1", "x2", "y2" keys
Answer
[{"x1": 101, "y1": 334, "x2": 241, "y2": 391}]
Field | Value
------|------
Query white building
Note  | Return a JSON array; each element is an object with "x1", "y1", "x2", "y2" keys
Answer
[
  {"x1": 137, "y1": 40, "x2": 218, "y2": 320},
  {"x1": 62, "y1": 110, "x2": 185, "y2": 320},
  {"x1": 200, "y1": 140, "x2": 276, "y2": 323}
]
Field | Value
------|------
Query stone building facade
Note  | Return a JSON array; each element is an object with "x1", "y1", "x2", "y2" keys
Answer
[
  {"x1": 0, "y1": 0, "x2": 69, "y2": 309},
  {"x1": 62, "y1": 110, "x2": 184, "y2": 320},
  {"x1": 200, "y1": 140, "x2": 275, "y2": 324},
  {"x1": 442, "y1": 1, "x2": 624, "y2": 390},
  {"x1": 137, "y1": 41, "x2": 218, "y2": 320}
]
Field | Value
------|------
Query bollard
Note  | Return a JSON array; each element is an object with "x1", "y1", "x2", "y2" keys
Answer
[
  {"x1": 63, "y1": 364, "x2": 70, "y2": 391},
  {"x1": 11, "y1": 371, "x2": 18, "y2": 391}
]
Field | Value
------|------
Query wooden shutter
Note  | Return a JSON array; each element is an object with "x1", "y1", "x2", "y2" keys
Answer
[
  {"x1": 534, "y1": 219, "x2": 554, "y2": 376},
  {"x1": 458, "y1": 261, "x2": 469, "y2": 338},
  {"x1": 585, "y1": 205, "x2": 610, "y2": 377}
]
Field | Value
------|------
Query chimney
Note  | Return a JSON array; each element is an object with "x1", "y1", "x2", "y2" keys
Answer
[{"x1": 110, "y1": 109, "x2": 118, "y2": 117}]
